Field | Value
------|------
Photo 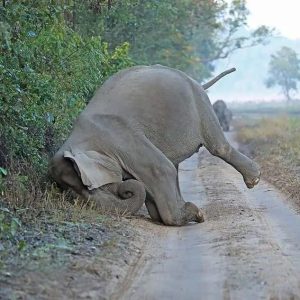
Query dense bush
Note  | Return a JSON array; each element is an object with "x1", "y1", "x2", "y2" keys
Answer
[
  {"x1": 236, "y1": 116, "x2": 300, "y2": 208},
  {"x1": 0, "y1": 1, "x2": 132, "y2": 178}
]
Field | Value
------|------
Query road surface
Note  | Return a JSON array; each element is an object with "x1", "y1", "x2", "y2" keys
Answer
[{"x1": 118, "y1": 133, "x2": 300, "y2": 300}]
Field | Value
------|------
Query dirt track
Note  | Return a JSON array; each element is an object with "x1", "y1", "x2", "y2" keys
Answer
[{"x1": 119, "y1": 133, "x2": 300, "y2": 300}]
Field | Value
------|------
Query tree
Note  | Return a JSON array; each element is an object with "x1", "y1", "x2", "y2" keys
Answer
[
  {"x1": 0, "y1": 0, "x2": 133, "y2": 171},
  {"x1": 71, "y1": 0, "x2": 271, "y2": 81},
  {"x1": 0, "y1": 0, "x2": 272, "y2": 179},
  {"x1": 265, "y1": 47, "x2": 300, "y2": 101}
]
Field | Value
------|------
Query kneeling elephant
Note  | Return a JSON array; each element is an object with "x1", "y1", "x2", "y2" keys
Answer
[{"x1": 50, "y1": 65, "x2": 260, "y2": 226}]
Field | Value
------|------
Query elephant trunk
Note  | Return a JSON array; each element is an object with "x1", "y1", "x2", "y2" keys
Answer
[{"x1": 88, "y1": 179, "x2": 146, "y2": 214}]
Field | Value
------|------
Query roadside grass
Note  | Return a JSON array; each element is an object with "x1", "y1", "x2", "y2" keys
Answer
[
  {"x1": 2, "y1": 166, "x2": 103, "y2": 226},
  {"x1": 1, "y1": 159, "x2": 134, "y2": 226},
  {"x1": 0, "y1": 174, "x2": 143, "y2": 299},
  {"x1": 0, "y1": 161, "x2": 139, "y2": 277},
  {"x1": 235, "y1": 115, "x2": 300, "y2": 209},
  {"x1": 230, "y1": 101, "x2": 300, "y2": 115}
]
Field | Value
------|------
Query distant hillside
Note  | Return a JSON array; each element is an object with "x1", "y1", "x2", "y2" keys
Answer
[{"x1": 208, "y1": 36, "x2": 300, "y2": 103}]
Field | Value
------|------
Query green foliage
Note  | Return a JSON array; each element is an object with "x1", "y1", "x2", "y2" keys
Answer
[
  {"x1": 0, "y1": 167, "x2": 7, "y2": 194},
  {"x1": 72, "y1": 0, "x2": 271, "y2": 81},
  {"x1": 265, "y1": 47, "x2": 300, "y2": 101},
  {"x1": 0, "y1": 168, "x2": 7, "y2": 177},
  {"x1": 0, "y1": 207, "x2": 22, "y2": 241},
  {"x1": 0, "y1": 1, "x2": 133, "y2": 179},
  {"x1": 0, "y1": 0, "x2": 271, "y2": 193},
  {"x1": 0, "y1": 206, "x2": 27, "y2": 262}
]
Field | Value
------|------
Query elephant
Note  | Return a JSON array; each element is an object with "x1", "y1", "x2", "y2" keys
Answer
[
  {"x1": 49, "y1": 65, "x2": 260, "y2": 226},
  {"x1": 213, "y1": 99, "x2": 232, "y2": 132}
]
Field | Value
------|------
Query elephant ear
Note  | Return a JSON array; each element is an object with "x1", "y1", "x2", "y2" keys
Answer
[{"x1": 64, "y1": 150, "x2": 122, "y2": 190}]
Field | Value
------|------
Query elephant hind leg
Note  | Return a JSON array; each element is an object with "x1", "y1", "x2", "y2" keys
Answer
[{"x1": 200, "y1": 98, "x2": 260, "y2": 188}]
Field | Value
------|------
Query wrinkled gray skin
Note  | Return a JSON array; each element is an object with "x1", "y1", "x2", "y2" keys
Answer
[
  {"x1": 213, "y1": 100, "x2": 232, "y2": 132},
  {"x1": 50, "y1": 65, "x2": 260, "y2": 226}
]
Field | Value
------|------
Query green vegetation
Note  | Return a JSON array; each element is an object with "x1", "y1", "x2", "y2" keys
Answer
[
  {"x1": 0, "y1": 0, "x2": 270, "y2": 190},
  {"x1": 265, "y1": 47, "x2": 300, "y2": 101},
  {"x1": 0, "y1": 0, "x2": 271, "y2": 181},
  {"x1": 0, "y1": 0, "x2": 271, "y2": 251},
  {"x1": 0, "y1": 207, "x2": 21, "y2": 241},
  {"x1": 0, "y1": 1, "x2": 133, "y2": 177},
  {"x1": 72, "y1": 0, "x2": 270, "y2": 80},
  {"x1": 230, "y1": 101, "x2": 300, "y2": 115},
  {"x1": 236, "y1": 116, "x2": 300, "y2": 207}
]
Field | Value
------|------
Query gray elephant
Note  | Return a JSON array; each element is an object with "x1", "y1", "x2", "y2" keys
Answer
[
  {"x1": 50, "y1": 65, "x2": 260, "y2": 226},
  {"x1": 213, "y1": 99, "x2": 232, "y2": 132}
]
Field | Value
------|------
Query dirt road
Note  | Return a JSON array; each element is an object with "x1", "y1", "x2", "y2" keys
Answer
[{"x1": 119, "y1": 133, "x2": 300, "y2": 300}]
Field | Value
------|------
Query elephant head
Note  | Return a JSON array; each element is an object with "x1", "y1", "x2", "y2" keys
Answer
[{"x1": 51, "y1": 149, "x2": 146, "y2": 214}]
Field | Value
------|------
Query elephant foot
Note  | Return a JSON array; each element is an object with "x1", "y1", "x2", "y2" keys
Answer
[
  {"x1": 245, "y1": 176, "x2": 260, "y2": 189},
  {"x1": 182, "y1": 202, "x2": 205, "y2": 224},
  {"x1": 242, "y1": 160, "x2": 261, "y2": 189},
  {"x1": 197, "y1": 209, "x2": 205, "y2": 223},
  {"x1": 244, "y1": 167, "x2": 261, "y2": 189},
  {"x1": 146, "y1": 201, "x2": 204, "y2": 226}
]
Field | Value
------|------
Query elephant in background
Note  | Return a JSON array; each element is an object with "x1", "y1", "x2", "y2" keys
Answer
[
  {"x1": 49, "y1": 65, "x2": 260, "y2": 226},
  {"x1": 213, "y1": 99, "x2": 232, "y2": 132}
]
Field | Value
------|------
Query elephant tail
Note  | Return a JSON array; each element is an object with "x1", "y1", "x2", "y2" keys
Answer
[{"x1": 202, "y1": 68, "x2": 236, "y2": 90}]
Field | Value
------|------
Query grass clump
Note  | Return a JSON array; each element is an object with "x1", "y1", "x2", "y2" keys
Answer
[
  {"x1": 236, "y1": 115, "x2": 300, "y2": 208},
  {"x1": 0, "y1": 161, "x2": 126, "y2": 269}
]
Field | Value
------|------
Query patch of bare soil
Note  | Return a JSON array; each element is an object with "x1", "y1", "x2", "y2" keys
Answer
[
  {"x1": 2, "y1": 129, "x2": 300, "y2": 299},
  {"x1": 121, "y1": 135, "x2": 300, "y2": 299},
  {"x1": 0, "y1": 210, "x2": 156, "y2": 300}
]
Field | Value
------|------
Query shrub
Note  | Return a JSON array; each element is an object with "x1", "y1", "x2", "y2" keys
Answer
[{"x1": 0, "y1": 1, "x2": 133, "y2": 184}]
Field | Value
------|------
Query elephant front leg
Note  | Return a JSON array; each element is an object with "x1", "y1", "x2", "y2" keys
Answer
[
  {"x1": 91, "y1": 116, "x2": 204, "y2": 226},
  {"x1": 145, "y1": 196, "x2": 162, "y2": 223},
  {"x1": 140, "y1": 160, "x2": 203, "y2": 226},
  {"x1": 115, "y1": 135, "x2": 203, "y2": 226}
]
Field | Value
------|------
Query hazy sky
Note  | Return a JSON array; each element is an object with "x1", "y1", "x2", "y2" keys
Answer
[
  {"x1": 247, "y1": 0, "x2": 300, "y2": 39},
  {"x1": 210, "y1": 1, "x2": 300, "y2": 101}
]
